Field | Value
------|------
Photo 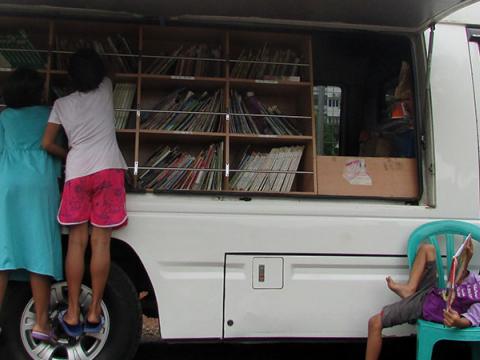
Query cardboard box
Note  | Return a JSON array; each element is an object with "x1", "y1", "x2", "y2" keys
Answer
[{"x1": 316, "y1": 156, "x2": 418, "y2": 199}]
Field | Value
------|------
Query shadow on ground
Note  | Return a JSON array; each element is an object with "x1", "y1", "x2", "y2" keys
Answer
[{"x1": 134, "y1": 336, "x2": 471, "y2": 360}]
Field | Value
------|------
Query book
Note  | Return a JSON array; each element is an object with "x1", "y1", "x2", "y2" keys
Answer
[
  {"x1": 139, "y1": 143, "x2": 223, "y2": 191},
  {"x1": 263, "y1": 75, "x2": 301, "y2": 82},
  {"x1": 231, "y1": 145, "x2": 304, "y2": 192},
  {"x1": 230, "y1": 43, "x2": 302, "y2": 80},
  {"x1": 283, "y1": 146, "x2": 304, "y2": 192},
  {"x1": 141, "y1": 88, "x2": 223, "y2": 132},
  {"x1": 445, "y1": 233, "x2": 473, "y2": 310},
  {"x1": 54, "y1": 34, "x2": 136, "y2": 73},
  {"x1": 230, "y1": 91, "x2": 301, "y2": 136},
  {"x1": 144, "y1": 43, "x2": 222, "y2": 77},
  {"x1": 0, "y1": 30, "x2": 45, "y2": 69},
  {"x1": 113, "y1": 83, "x2": 136, "y2": 129}
]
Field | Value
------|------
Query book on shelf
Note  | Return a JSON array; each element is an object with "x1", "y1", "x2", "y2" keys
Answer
[
  {"x1": 230, "y1": 145, "x2": 304, "y2": 192},
  {"x1": 55, "y1": 34, "x2": 136, "y2": 73},
  {"x1": 138, "y1": 142, "x2": 223, "y2": 191},
  {"x1": 113, "y1": 82, "x2": 136, "y2": 129},
  {"x1": 282, "y1": 146, "x2": 304, "y2": 192},
  {"x1": 144, "y1": 43, "x2": 223, "y2": 77},
  {"x1": 140, "y1": 88, "x2": 224, "y2": 132},
  {"x1": 108, "y1": 34, "x2": 136, "y2": 73},
  {"x1": 229, "y1": 90, "x2": 259, "y2": 134},
  {"x1": 262, "y1": 75, "x2": 301, "y2": 82},
  {"x1": 231, "y1": 43, "x2": 302, "y2": 80},
  {"x1": 0, "y1": 52, "x2": 10, "y2": 68},
  {"x1": 229, "y1": 90, "x2": 302, "y2": 136},
  {"x1": 0, "y1": 30, "x2": 45, "y2": 69}
]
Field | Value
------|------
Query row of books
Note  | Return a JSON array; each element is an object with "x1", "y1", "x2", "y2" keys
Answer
[
  {"x1": 230, "y1": 44, "x2": 302, "y2": 81},
  {"x1": 140, "y1": 88, "x2": 224, "y2": 132},
  {"x1": 144, "y1": 44, "x2": 223, "y2": 77},
  {"x1": 113, "y1": 83, "x2": 136, "y2": 129},
  {"x1": 230, "y1": 90, "x2": 302, "y2": 135},
  {"x1": 230, "y1": 145, "x2": 304, "y2": 192},
  {"x1": 0, "y1": 30, "x2": 45, "y2": 69},
  {"x1": 0, "y1": 33, "x2": 306, "y2": 84},
  {"x1": 55, "y1": 34, "x2": 136, "y2": 73},
  {"x1": 138, "y1": 88, "x2": 301, "y2": 135},
  {"x1": 138, "y1": 143, "x2": 223, "y2": 191},
  {"x1": 48, "y1": 85, "x2": 302, "y2": 136}
]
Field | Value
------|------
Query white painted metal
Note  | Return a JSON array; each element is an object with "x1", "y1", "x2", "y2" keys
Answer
[
  {"x1": 442, "y1": 2, "x2": 480, "y2": 25},
  {"x1": 429, "y1": 23, "x2": 480, "y2": 217},
  {"x1": 3, "y1": 0, "x2": 478, "y2": 32},
  {"x1": 225, "y1": 255, "x2": 415, "y2": 338},
  {"x1": 469, "y1": 41, "x2": 480, "y2": 170},
  {"x1": 104, "y1": 3, "x2": 480, "y2": 340}
]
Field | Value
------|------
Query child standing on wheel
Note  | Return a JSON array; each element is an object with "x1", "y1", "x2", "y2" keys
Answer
[{"x1": 42, "y1": 48, "x2": 127, "y2": 336}]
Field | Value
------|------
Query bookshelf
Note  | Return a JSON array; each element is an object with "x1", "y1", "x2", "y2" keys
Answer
[{"x1": 0, "y1": 17, "x2": 316, "y2": 196}]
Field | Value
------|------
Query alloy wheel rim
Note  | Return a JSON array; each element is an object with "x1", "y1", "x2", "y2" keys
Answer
[{"x1": 20, "y1": 282, "x2": 110, "y2": 360}]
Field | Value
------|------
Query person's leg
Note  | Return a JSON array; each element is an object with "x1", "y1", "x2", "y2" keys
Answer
[
  {"x1": 87, "y1": 226, "x2": 112, "y2": 324},
  {"x1": 0, "y1": 271, "x2": 7, "y2": 336},
  {"x1": 387, "y1": 243, "x2": 436, "y2": 298},
  {"x1": 30, "y1": 273, "x2": 51, "y2": 334},
  {"x1": 64, "y1": 223, "x2": 89, "y2": 326},
  {"x1": 0, "y1": 270, "x2": 8, "y2": 310},
  {"x1": 365, "y1": 313, "x2": 383, "y2": 360}
]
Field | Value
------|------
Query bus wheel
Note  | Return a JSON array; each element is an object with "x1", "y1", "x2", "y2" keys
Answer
[{"x1": 0, "y1": 262, "x2": 142, "y2": 360}]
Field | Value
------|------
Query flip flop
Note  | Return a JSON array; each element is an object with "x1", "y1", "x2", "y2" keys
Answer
[
  {"x1": 31, "y1": 329, "x2": 57, "y2": 343},
  {"x1": 84, "y1": 315, "x2": 105, "y2": 334},
  {"x1": 58, "y1": 310, "x2": 83, "y2": 337}
]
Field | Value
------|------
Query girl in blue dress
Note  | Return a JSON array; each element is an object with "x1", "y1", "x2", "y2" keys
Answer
[{"x1": 0, "y1": 68, "x2": 63, "y2": 341}]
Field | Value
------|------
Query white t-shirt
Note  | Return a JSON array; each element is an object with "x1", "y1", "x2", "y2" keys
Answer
[{"x1": 48, "y1": 77, "x2": 127, "y2": 181}]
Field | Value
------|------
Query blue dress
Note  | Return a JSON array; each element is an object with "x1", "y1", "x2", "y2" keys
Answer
[{"x1": 0, "y1": 106, "x2": 63, "y2": 280}]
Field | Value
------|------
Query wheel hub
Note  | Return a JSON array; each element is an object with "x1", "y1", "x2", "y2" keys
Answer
[{"x1": 20, "y1": 282, "x2": 110, "y2": 360}]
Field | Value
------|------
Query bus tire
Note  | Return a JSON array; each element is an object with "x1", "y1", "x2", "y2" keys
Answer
[{"x1": 0, "y1": 262, "x2": 142, "y2": 360}]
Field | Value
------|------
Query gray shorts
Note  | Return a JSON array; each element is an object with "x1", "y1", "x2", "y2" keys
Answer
[{"x1": 381, "y1": 261, "x2": 437, "y2": 328}]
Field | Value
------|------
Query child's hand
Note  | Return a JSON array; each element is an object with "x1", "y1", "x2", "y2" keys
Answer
[
  {"x1": 443, "y1": 308, "x2": 472, "y2": 328},
  {"x1": 443, "y1": 309, "x2": 461, "y2": 327}
]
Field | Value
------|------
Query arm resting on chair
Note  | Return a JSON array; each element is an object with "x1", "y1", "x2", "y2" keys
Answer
[{"x1": 443, "y1": 309, "x2": 472, "y2": 328}]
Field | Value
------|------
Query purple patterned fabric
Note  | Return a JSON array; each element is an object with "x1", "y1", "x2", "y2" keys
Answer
[{"x1": 422, "y1": 272, "x2": 480, "y2": 326}]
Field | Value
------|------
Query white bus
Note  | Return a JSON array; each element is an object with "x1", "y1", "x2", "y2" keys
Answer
[{"x1": 1, "y1": 0, "x2": 480, "y2": 359}]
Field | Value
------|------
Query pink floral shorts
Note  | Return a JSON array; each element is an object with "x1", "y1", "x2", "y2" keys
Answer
[{"x1": 58, "y1": 169, "x2": 128, "y2": 228}]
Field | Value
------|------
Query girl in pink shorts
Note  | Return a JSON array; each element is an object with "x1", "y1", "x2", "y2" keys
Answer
[{"x1": 42, "y1": 49, "x2": 127, "y2": 336}]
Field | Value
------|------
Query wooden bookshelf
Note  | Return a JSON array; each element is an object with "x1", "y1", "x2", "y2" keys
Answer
[{"x1": 0, "y1": 17, "x2": 316, "y2": 196}]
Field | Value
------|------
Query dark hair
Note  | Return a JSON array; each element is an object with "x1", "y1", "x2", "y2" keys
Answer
[
  {"x1": 68, "y1": 48, "x2": 106, "y2": 92},
  {"x1": 3, "y1": 68, "x2": 44, "y2": 108}
]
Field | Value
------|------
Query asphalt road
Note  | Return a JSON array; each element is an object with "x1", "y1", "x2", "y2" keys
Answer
[{"x1": 133, "y1": 336, "x2": 471, "y2": 360}]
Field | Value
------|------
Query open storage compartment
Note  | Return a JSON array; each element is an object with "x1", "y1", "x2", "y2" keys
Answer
[
  {"x1": 313, "y1": 31, "x2": 419, "y2": 199},
  {"x1": 0, "y1": 11, "x2": 428, "y2": 201}
]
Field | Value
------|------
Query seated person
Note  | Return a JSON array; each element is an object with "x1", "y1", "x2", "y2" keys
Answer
[{"x1": 365, "y1": 238, "x2": 480, "y2": 360}]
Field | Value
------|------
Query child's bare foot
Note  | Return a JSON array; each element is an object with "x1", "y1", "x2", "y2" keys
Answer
[{"x1": 386, "y1": 276, "x2": 414, "y2": 298}]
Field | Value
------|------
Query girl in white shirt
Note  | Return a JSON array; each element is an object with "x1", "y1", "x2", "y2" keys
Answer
[{"x1": 43, "y1": 48, "x2": 127, "y2": 336}]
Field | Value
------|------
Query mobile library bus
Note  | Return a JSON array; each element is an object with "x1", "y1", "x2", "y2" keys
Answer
[{"x1": 1, "y1": 0, "x2": 480, "y2": 359}]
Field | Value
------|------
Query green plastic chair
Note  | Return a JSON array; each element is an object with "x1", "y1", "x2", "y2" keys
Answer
[{"x1": 407, "y1": 220, "x2": 480, "y2": 360}]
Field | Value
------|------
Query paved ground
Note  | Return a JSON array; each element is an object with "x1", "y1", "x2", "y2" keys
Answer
[
  {"x1": 134, "y1": 318, "x2": 471, "y2": 360},
  {"x1": 134, "y1": 338, "x2": 471, "y2": 360}
]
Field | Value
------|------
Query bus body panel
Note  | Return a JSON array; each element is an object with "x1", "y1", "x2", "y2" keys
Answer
[{"x1": 109, "y1": 11, "x2": 480, "y2": 340}]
